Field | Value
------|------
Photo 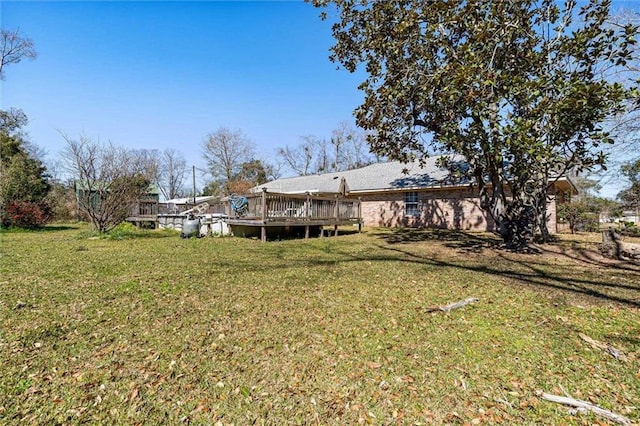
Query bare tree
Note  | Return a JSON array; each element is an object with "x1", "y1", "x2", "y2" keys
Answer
[
  {"x1": 159, "y1": 148, "x2": 188, "y2": 200},
  {"x1": 277, "y1": 124, "x2": 378, "y2": 176},
  {"x1": 202, "y1": 127, "x2": 255, "y2": 192},
  {"x1": 592, "y1": 10, "x2": 640, "y2": 189},
  {"x1": 61, "y1": 134, "x2": 155, "y2": 232},
  {"x1": 331, "y1": 122, "x2": 376, "y2": 170},
  {"x1": 131, "y1": 148, "x2": 161, "y2": 184},
  {"x1": 278, "y1": 135, "x2": 320, "y2": 176},
  {"x1": 117, "y1": 148, "x2": 188, "y2": 200},
  {"x1": 265, "y1": 157, "x2": 284, "y2": 181},
  {"x1": 0, "y1": 28, "x2": 37, "y2": 80}
]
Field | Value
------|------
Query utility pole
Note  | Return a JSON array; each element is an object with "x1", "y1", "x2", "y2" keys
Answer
[{"x1": 192, "y1": 165, "x2": 196, "y2": 205}]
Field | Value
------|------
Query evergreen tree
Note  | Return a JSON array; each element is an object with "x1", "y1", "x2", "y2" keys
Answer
[{"x1": 0, "y1": 109, "x2": 51, "y2": 227}]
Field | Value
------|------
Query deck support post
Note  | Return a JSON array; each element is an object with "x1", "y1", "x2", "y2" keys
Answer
[
  {"x1": 334, "y1": 195, "x2": 340, "y2": 237},
  {"x1": 305, "y1": 191, "x2": 311, "y2": 239},
  {"x1": 261, "y1": 188, "x2": 267, "y2": 242},
  {"x1": 358, "y1": 197, "x2": 363, "y2": 233}
]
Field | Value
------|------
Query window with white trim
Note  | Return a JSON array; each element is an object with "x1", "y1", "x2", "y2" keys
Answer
[{"x1": 404, "y1": 191, "x2": 419, "y2": 217}]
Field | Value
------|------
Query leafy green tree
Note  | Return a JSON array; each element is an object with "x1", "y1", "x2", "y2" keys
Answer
[
  {"x1": 558, "y1": 170, "x2": 626, "y2": 232},
  {"x1": 200, "y1": 180, "x2": 223, "y2": 198},
  {"x1": 312, "y1": 0, "x2": 638, "y2": 248},
  {"x1": 226, "y1": 159, "x2": 274, "y2": 194},
  {"x1": 558, "y1": 173, "x2": 624, "y2": 232},
  {"x1": 45, "y1": 178, "x2": 79, "y2": 222},
  {"x1": 235, "y1": 160, "x2": 270, "y2": 185},
  {"x1": 557, "y1": 198, "x2": 609, "y2": 233},
  {"x1": 618, "y1": 158, "x2": 640, "y2": 219},
  {"x1": 0, "y1": 109, "x2": 51, "y2": 228}
]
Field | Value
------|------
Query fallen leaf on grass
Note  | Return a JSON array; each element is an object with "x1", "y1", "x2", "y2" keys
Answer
[{"x1": 129, "y1": 386, "x2": 139, "y2": 401}]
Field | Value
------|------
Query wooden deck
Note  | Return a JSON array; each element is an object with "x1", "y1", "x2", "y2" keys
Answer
[{"x1": 225, "y1": 190, "x2": 363, "y2": 241}]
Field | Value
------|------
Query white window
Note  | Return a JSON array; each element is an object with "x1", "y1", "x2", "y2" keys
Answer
[{"x1": 404, "y1": 192, "x2": 419, "y2": 217}]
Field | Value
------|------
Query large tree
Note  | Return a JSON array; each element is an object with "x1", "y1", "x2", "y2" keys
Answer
[
  {"x1": 0, "y1": 109, "x2": 51, "y2": 227},
  {"x1": 331, "y1": 121, "x2": 377, "y2": 170},
  {"x1": 158, "y1": 148, "x2": 188, "y2": 200},
  {"x1": 591, "y1": 10, "x2": 640, "y2": 191},
  {"x1": 313, "y1": 0, "x2": 638, "y2": 248},
  {"x1": 278, "y1": 135, "x2": 325, "y2": 176},
  {"x1": 556, "y1": 176, "x2": 607, "y2": 233},
  {"x1": 62, "y1": 134, "x2": 155, "y2": 232},
  {"x1": 0, "y1": 28, "x2": 37, "y2": 79},
  {"x1": 618, "y1": 158, "x2": 640, "y2": 219},
  {"x1": 277, "y1": 123, "x2": 377, "y2": 176},
  {"x1": 202, "y1": 127, "x2": 255, "y2": 193},
  {"x1": 228, "y1": 159, "x2": 276, "y2": 194}
]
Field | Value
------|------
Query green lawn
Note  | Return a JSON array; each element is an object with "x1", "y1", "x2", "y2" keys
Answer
[{"x1": 1, "y1": 224, "x2": 638, "y2": 425}]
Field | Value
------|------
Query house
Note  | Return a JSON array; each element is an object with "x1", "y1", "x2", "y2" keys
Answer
[
  {"x1": 253, "y1": 155, "x2": 575, "y2": 233},
  {"x1": 130, "y1": 185, "x2": 161, "y2": 216}
]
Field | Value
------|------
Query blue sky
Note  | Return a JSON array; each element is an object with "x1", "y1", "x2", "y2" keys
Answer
[
  {"x1": 2, "y1": 1, "x2": 639, "y2": 198},
  {"x1": 1, "y1": 0, "x2": 363, "y2": 182}
]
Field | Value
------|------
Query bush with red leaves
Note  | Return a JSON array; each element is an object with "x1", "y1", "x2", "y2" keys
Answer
[{"x1": 2, "y1": 201, "x2": 51, "y2": 228}]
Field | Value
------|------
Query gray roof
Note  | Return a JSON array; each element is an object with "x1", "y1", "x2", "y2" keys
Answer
[{"x1": 254, "y1": 155, "x2": 470, "y2": 195}]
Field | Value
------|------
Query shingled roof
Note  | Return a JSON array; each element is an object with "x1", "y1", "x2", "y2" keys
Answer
[{"x1": 253, "y1": 155, "x2": 470, "y2": 195}]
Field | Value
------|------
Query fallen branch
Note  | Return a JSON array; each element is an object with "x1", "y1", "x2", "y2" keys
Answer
[
  {"x1": 579, "y1": 333, "x2": 627, "y2": 362},
  {"x1": 600, "y1": 230, "x2": 640, "y2": 260},
  {"x1": 424, "y1": 297, "x2": 479, "y2": 313},
  {"x1": 537, "y1": 391, "x2": 632, "y2": 426}
]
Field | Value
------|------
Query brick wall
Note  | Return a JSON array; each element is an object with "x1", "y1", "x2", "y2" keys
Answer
[
  {"x1": 357, "y1": 187, "x2": 558, "y2": 233},
  {"x1": 546, "y1": 193, "x2": 557, "y2": 234}
]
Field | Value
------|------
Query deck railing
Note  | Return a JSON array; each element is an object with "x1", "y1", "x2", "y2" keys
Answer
[
  {"x1": 157, "y1": 201, "x2": 227, "y2": 215},
  {"x1": 229, "y1": 190, "x2": 361, "y2": 223}
]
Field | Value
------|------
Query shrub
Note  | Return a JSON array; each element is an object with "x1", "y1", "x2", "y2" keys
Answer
[
  {"x1": 2, "y1": 201, "x2": 51, "y2": 228},
  {"x1": 620, "y1": 222, "x2": 640, "y2": 237}
]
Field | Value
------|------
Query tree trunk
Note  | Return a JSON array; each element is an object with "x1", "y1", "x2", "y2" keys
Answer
[{"x1": 600, "y1": 230, "x2": 640, "y2": 260}]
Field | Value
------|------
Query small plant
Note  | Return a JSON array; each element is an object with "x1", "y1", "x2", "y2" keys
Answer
[
  {"x1": 107, "y1": 222, "x2": 139, "y2": 240},
  {"x1": 14, "y1": 379, "x2": 32, "y2": 394},
  {"x1": 620, "y1": 222, "x2": 640, "y2": 237}
]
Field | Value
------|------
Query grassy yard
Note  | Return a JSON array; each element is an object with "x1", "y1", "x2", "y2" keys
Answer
[{"x1": 1, "y1": 224, "x2": 638, "y2": 425}]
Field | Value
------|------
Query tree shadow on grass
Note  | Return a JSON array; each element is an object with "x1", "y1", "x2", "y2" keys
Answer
[
  {"x1": 538, "y1": 238, "x2": 640, "y2": 272},
  {"x1": 362, "y1": 229, "x2": 640, "y2": 308},
  {"x1": 370, "y1": 228, "x2": 503, "y2": 253},
  {"x1": 42, "y1": 225, "x2": 81, "y2": 232},
  {"x1": 115, "y1": 231, "x2": 178, "y2": 240},
  {"x1": 0, "y1": 224, "x2": 81, "y2": 233},
  {"x1": 210, "y1": 227, "x2": 640, "y2": 308},
  {"x1": 383, "y1": 245, "x2": 639, "y2": 308},
  {"x1": 77, "y1": 229, "x2": 178, "y2": 240}
]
